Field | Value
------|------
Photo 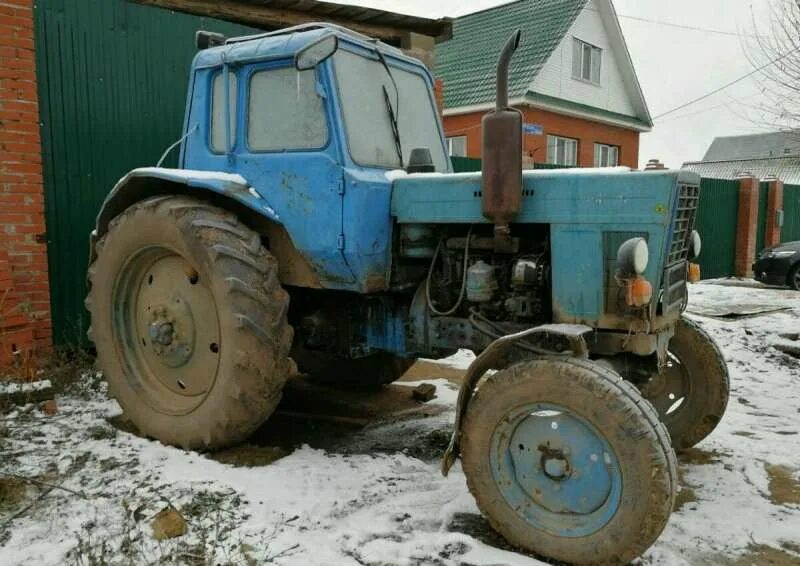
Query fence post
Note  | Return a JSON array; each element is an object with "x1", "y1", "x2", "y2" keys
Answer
[
  {"x1": 764, "y1": 178, "x2": 784, "y2": 248},
  {"x1": 735, "y1": 176, "x2": 760, "y2": 277}
]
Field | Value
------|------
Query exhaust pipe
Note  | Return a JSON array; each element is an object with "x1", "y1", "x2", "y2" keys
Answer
[{"x1": 481, "y1": 30, "x2": 523, "y2": 244}]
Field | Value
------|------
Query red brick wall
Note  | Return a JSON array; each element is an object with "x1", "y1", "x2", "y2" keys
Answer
[
  {"x1": 764, "y1": 179, "x2": 784, "y2": 248},
  {"x1": 735, "y1": 176, "x2": 760, "y2": 278},
  {"x1": 0, "y1": 0, "x2": 51, "y2": 367},
  {"x1": 443, "y1": 106, "x2": 641, "y2": 168}
]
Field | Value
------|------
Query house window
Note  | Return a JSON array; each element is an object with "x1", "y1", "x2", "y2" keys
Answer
[
  {"x1": 594, "y1": 143, "x2": 619, "y2": 167},
  {"x1": 247, "y1": 67, "x2": 328, "y2": 151},
  {"x1": 572, "y1": 38, "x2": 601, "y2": 84},
  {"x1": 210, "y1": 71, "x2": 237, "y2": 153},
  {"x1": 547, "y1": 135, "x2": 578, "y2": 166},
  {"x1": 446, "y1": 135, "x2": 467, "y2": 157}
]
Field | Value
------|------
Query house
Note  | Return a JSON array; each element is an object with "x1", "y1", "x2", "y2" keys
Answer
[
  {"x1": 682, "y1": 131, "x2": 800, "y2": 184},
  {"x1": 0, "y1": 0, "x2": 450, "y2": 361},
  {"x1": 435, "y1": 0, "x2": 652, "y2": 168}
]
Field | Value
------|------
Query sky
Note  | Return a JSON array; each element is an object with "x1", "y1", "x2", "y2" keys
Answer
[{"x1": 330, "y1": 0, "x2": 778, "y2": 168}]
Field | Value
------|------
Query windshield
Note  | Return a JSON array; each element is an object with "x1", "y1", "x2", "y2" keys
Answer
[{"x1": 333, "y1": 49, "x2": 449, "y2": 172}]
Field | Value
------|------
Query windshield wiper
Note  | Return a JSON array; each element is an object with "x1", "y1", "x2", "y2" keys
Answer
[
  {"x1": 382, "y1": 85, "x2": 403, "y2": 166},
  {"x1": 376, "y1": 49, "x2": 403, "y2": 166}
]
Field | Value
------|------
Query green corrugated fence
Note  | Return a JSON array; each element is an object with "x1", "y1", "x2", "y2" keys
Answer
[
  {"x1": 35, "y1": 0, "x2": 257, "y2": 346},
  {"x1": 783, "y1": 184, "x2": 800, "y2": 242},
  {"x1": 694, "y1": 178, "x2": 740, "y2": 279}
]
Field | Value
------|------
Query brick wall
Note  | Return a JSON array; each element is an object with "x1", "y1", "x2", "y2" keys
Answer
[
  {"x1": 0, "y1": 0, "x2": 51, "y2": 368},
  {"x1": 735, "y1": 176, "x2": 760, "y2": 277},
  {"x1": 442, "y1": 106, "x2": 641, "y2": 168}
]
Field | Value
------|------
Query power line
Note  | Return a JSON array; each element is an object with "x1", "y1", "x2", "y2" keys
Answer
[
  {"x1": 584, "y1": 7, "x2": 763, "y2": 38},
  {"x1": 652, "y1": 47, "x2": 800, "y2": 121}
]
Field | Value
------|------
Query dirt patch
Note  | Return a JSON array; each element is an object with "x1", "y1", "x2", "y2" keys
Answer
[
  {"x1": 679, "y1": 447, "x2": 727, "y2": 465},
  {"x1": 0, "y1": 476, "x2": 27, "y2": 512},
  {"x1": 400, "y1": 360, "x2": 465, "y2": 385},
  {"x1": 732, "y1": 431, "x2": 757, "y2": 437},
  {"x1": 209, "y1": 444, "x2": 289, "y2": 467},
  {"x1": 727, "y1": 544, "x2": 800, "y2": 565},
  {"x1": 674, "y1": 468, "x2": 698, "y2": 511},
  {"x1": 765, "y1": 464, "x2": 800, "y2": 506}
]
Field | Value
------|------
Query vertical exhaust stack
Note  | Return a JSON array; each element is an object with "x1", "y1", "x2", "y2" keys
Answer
[{"x1": 481, "y1": 30, "x2": 523, "y2": 244}]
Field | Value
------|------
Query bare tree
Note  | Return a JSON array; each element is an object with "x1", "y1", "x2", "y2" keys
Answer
[{"x1": 744, "y1": 0, "x2": 800, "y2": 141}]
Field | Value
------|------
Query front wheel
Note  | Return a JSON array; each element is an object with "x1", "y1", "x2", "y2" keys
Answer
[
  {"x1": 788, "y1": 262, "x2": 800, "y2": 291},
  {"x1": 642, "y1": 317, "x2": 729, "y2": 450},
  {"x1": 87, "y1": 196, "x2": 293, "y2": 450},
  {"x1": 461, "y1": 357, "x2": 676, "y2": 565}
]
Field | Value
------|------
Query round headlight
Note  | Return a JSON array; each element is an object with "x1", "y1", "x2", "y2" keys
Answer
[
  {"x1": 617, "y1": 237, "x2": 649, "y2": 275},
  {"x1": 689, "y1": 230, "x2": 701, "y2": 260}
]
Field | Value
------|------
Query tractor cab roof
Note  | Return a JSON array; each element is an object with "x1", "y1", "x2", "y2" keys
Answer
[{"x1": 192, "y1": 23, "x2": 417, "y2": 71}]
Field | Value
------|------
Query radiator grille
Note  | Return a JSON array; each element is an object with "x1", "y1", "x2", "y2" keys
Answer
[{"x1": 667, "y1": 183, "x2": 700, "y2": 265}]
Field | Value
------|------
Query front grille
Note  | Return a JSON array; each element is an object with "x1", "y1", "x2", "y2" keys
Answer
[{"x1": 666, "y1": 183, "x2": 699, "y2": 265}]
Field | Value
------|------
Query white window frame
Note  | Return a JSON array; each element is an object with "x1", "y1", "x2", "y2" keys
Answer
[
  {"x1": 446, "y1": 135, "x2": 467, "y2": 157},
  {"x1": 594, "y1": 143, "x2": 619, "y2": 167},
  {"x1": 572, "y1": 38, "x2": 602, "y2": 85},
  {"x1": 547, "y1": 135, "x2": 578, "y2": 166}
]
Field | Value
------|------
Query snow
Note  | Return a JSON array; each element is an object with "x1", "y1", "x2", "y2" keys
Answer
[
  {"x1": 127, "y1": 167, "x2": 249, "y2": 186},
  {"x1": 1, "y1": 281, "x2": 799, "y2": 565},
  {"x1": 0, "y1": 380, "x2": 50, "y2": 395}
]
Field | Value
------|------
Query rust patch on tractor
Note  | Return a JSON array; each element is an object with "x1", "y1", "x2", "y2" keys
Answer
[
  {"x1": 264, "y1": 224, "x2": 323, "y2": 289},
  {"x1": 363, "y1": 272, "x2": 387, "y2": 293}
]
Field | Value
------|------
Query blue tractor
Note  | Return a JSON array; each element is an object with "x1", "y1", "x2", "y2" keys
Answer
[{"x1": 86, "y1": 24, "x2": 729, "y2": 564}]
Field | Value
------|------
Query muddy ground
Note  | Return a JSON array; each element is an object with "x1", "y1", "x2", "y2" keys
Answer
[{"x1": 1, "y1": 280, "x2": 799, "y2": 565}]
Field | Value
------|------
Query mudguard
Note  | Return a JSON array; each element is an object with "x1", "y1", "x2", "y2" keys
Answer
[
  {"x1": 89, "y1": 167, "x2": 280, "y2": 263},
  {"x1": 441, "y1": 323, "x2": 592, "y2": 476}
]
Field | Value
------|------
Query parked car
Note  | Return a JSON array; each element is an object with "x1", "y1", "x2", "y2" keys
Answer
[{"x1": 753, "y1": 241, "x2": 800, "y2": 289}]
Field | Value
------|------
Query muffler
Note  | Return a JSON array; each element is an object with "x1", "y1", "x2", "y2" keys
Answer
[{"x1": 481, "y1": 30, "x2": 523, "y2": 243}]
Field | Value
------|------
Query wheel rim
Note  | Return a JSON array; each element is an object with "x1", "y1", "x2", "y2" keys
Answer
[
  {"x1": 644, "y1": 352, "x2": 692, "y2": 424},
  {"x1": 794, "y1": 270, "x2": 800, "y2": 290},
  {"x1": 112, "y1": 246, "x2": 221, "y2": 415},
  {"x1": 489, "y1": 403, "x2": 622, "y2": 537}
]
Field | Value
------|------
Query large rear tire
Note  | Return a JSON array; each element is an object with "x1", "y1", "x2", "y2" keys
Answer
[
  {"x1": 86, "y1": 196, "x2": 293, "y2": 450},
  {"x1": 461, "y1": 357, "x2": 676, "y2": 565},
  {"x1": 642, "y1": 317, "x2": 729, "y2": 450}
]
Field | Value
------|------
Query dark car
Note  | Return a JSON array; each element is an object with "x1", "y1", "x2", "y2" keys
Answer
[{"x1": 753, "y1": 241, "x2": 800, "y2": 289}]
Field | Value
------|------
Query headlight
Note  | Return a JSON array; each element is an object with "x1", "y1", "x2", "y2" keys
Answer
[
  {"x1": 688, "y1": 230, "x2": 701, "y2": 260},
  {"x1": 772, "y1": 250, "x2": 796, "y2": 258},
  {"x1": 617, "y1": 237, "x2": 649, "y2": 275}
]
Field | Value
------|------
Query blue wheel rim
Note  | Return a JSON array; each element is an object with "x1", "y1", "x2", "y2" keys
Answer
[{"x1": 489, "y1": 402, "x2": 622, "y2": 537}]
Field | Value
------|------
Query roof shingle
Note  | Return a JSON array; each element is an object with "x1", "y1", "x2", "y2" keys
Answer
[{"x1": 434, "y1": 0, "x2": 587, "y2": 109}]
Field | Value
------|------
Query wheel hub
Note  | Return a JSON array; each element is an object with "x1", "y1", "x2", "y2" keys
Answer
[
  {"x1": 491, "y1": 403, "x2": 622, "y2": 537},
  {"x1": 113, "y1": 248, "x2": 221, "y2": 413}
]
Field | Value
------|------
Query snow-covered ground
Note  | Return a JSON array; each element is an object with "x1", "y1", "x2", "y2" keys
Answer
[{"x1": 1, "y1": 281, "x2": 799, "y2": 565}]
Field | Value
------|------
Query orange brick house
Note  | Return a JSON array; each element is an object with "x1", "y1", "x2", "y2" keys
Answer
[{"x1": 435, "y1": 0, "x2": 652, "y2": 168}]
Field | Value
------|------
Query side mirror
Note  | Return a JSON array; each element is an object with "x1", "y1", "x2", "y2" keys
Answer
[{"x1": 295, "y1": 34, "x2": 338, "y2": 70}]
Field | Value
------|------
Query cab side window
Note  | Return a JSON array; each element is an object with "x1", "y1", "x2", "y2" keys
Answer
[
  {"x1": 210, "y1": 71, "x2": 237, "y2": 153},
  {"x1": 247, "y1": 67, "x2": 328, "y2": 151}
]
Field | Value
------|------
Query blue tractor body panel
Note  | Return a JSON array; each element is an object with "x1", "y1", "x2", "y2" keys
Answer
[{"x1": 392, "y1": 168, "x2": 696, "y2": 324}]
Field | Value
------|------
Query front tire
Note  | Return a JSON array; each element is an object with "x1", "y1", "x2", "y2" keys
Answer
[
  {"x1": 788, "y1": 262, "x2": 800, "y2": 291},
  {"x1": 87, "y1": 196, "x2": 293, "y2": 450},
  {"x1": 642, "y1": 317, "x2": 729, "y2": 450},
  {"x1": 461, "y1": 357, "x2": 676, "y2": 565}
]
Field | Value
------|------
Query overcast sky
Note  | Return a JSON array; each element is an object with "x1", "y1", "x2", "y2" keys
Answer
[{"x1": 331, "y1": 0, "x2": 777, "y2": 168}]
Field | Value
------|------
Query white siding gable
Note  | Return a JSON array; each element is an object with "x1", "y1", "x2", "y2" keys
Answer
[{"x1": 530, "y1": 0, "x2": 638, "y2": 118}]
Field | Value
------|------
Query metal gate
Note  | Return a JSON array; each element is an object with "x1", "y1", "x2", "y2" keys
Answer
[
  {"x1": 694, "y1": 177, "x2": 739, "y2": 279},
  {"x1": 783, "y1": 184, "x2": 800, "y2": 242},
  {"x1": 35, "y1": 0, "x2": 255, "y2": 346}
]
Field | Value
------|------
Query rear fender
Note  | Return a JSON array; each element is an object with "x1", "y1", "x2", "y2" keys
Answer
[{"x1": 90, "y1": 167, "x2": 280, "y2": 264}]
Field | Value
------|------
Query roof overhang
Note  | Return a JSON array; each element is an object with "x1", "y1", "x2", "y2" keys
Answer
[
  {"x1": 443, "y1": 93, "x2": 653, "y2": 133},
  {"x1": 132, "y1": 0, "x2": 453, "y2": 44}
]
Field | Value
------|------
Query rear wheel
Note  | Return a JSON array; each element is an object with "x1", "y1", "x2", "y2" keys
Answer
[
  {"x1": 87, "y1": 196, "x2": 293, "y2": 450},
  {"x1": 461, "y1": 357, "x2": 676, "y2": 565},
  {"x1": 642, "y1": 317, "x2": 729, "y2": 450}
]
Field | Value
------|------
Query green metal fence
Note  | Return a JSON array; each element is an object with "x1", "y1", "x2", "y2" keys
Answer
[
  {"x1": 449, "y1": 156, "x2": 569, "y2": 172},
  {"x1": 784, "y1": 184, "x2": 800, "y2": 242},
  {"x1": 35, "y1": 0, "x2": 256, "y2": 346},
  {"x1": 694, "y1": 178, "x2": 740, "y2": 279},
  {"x1": 756, "y1": 181, "x2": 770, "y2": 254}
]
